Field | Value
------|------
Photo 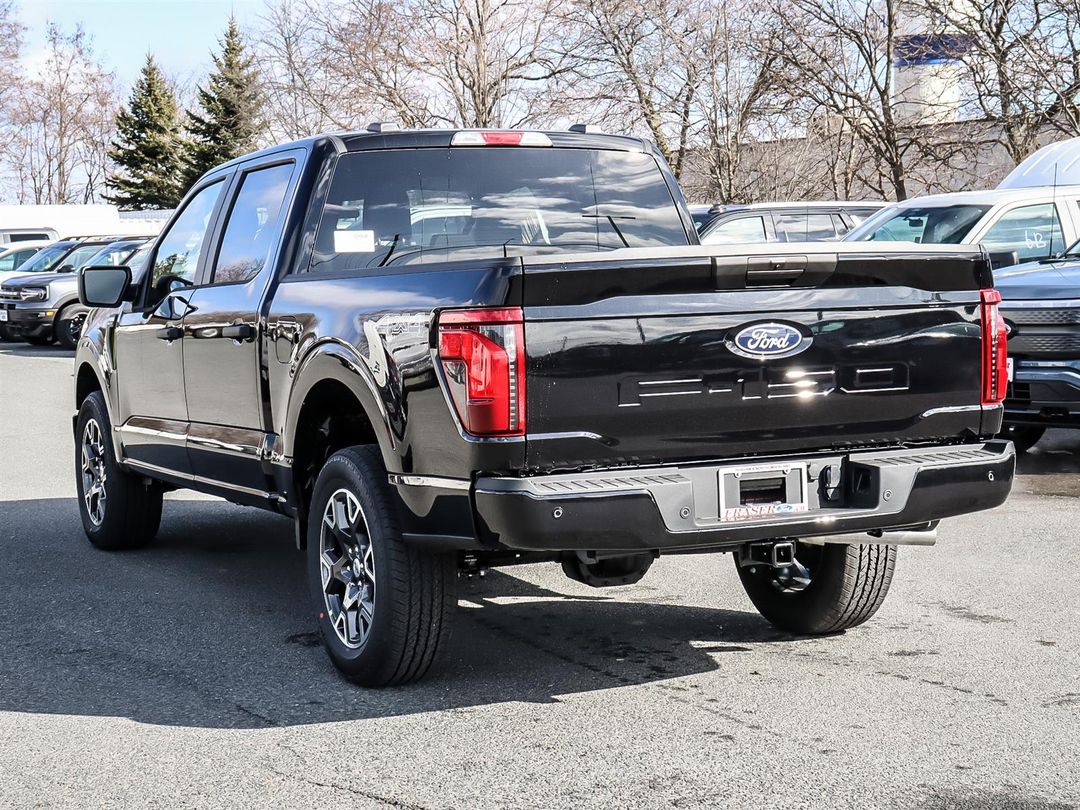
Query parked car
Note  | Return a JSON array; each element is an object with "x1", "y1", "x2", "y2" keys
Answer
[
  {"x1": 0, "y1": 241, "x2": 51, "y2": 273},
  {"x1": 845, "y1": 138, "x2": 1080, "y2": 267},
  {"x1": 0, "y1": 237, "x2": 140, "y2": 345},
  {"x1": 992, "y1": 241, "x2": 1080, "y2": 451},
  {"x1": 73, "y1": 126, "x2": 1013, "y2": 686},
  {"x1": 697, "y1": 201, "x2": 885, "y2": 244},
  {"x1": 0, "y1": 238, "x2": 150, "y2": 348}
]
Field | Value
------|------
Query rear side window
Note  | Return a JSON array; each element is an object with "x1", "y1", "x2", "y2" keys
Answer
[
  {"x1": 308, "y1": 147, "x2": 688, "y2": 273},
  {"x1": 701, "y1": 215, "x2": 767, "y2": 244},
  {"x1": 774, "y1": 213, "x2": 837, "y2": 241},
  {"x1": 8, "y1": 232, "x2": 50, "y2": 242},
  {"x1": 212, "y1": 163, "x2": 294, "y2": 284}
]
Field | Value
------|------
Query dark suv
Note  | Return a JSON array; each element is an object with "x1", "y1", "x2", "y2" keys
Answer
[{"x1": 695, "y1": 202, "x2": 885, "y2": 244}]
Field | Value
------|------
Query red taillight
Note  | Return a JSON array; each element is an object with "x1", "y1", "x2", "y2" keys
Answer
[
  {"x1": 980, "y1": 289, "x2": 1008, "y2": 405},
  {"x1": 437, "y1": 307, "x2": 526, "y2": 436}
]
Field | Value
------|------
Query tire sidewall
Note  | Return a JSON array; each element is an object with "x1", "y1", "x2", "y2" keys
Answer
[
  {"x1": 307, "y1": 451, "x2": 402, "y2": 677},
  {"x1": 75, "y1": 392, "x2": 119, "y2": 541}
]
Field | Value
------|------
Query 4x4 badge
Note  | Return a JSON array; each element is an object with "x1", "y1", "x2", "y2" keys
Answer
[{"x1": 727, "y1": 322, "x2": 812, "y2": 360}]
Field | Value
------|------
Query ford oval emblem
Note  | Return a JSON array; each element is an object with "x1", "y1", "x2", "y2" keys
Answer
[{"x1": 728, "y1": 322, "x2": 811, "y2": 360}]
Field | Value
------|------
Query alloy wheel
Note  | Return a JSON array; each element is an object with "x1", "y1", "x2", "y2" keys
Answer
[
  {"x1": 319, "y1": 488, "x2": 376, "y2": 648},
  {"x1": 80, "y1": 418, "x2": 107, "y2": 526}
]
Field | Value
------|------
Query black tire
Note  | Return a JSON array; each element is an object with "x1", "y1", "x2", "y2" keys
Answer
[
  {"x1": 735, "y1": 542, "x2": 896, "y2": 634},
  {"x1": 307, "y1": 446, "x2": 456, "y2": 686},
  {"x1": 24, "y1": 333, "x2": 53, "y2": 346},
  {"x1": 75, "y1": 391, "x2": 163, "y2": 550},
  {"x1": 55, "y1": 304, "x2": 87, "y2": 350},
  {"x1": 1001, "y1": 423, "x2": 1046, "y2": 454}
]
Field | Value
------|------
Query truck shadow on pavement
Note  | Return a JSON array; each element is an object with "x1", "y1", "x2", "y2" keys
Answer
[
  {"x1": 0, "y1": 341, "x2": 72, "y2": 358},
  {"x1": 0, "y1": 497, "x2": 799, "y2": 729}
]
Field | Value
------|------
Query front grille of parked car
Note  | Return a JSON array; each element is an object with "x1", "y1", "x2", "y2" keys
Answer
[
  {"x1": 1006, "y1": 308, "x2": 1080, "y2": 326},
  {"x1": 1005, "y1": 305, "x2": 1080, "y2": 358},
  {"x1": 0, "y1": 287, "x2": 20, "y2": 301}
]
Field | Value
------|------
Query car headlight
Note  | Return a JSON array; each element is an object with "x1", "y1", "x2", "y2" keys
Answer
[{"x1": 20, "y1": 287, "x2": 47, "y2": 301}]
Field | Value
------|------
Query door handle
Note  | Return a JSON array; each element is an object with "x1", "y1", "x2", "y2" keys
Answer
[
  {"x1": 221, "y1": 324, "x2": 256, "y2": 341},
  {"x1": 156, "y1": 325, "x2": 183, "y2": 341}
]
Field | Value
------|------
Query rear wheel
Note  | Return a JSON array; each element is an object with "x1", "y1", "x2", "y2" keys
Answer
[
  {"x1": 735, "y1": 542, "x2": 896, "y2": 634},
  {"x1": 307, "y1": 446, "x2": 456, "y2": 686},
  {"x1": 75, "y1": 391, "x2": 162, "y2": 550},
  {"x1": 1001, "y1": 423, "x2": 1045, "y2": 454}
]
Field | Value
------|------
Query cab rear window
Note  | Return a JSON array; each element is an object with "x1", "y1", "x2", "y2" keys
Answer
[{"x1": 308, "y1": 147, "x2": 688, "y2": 273}]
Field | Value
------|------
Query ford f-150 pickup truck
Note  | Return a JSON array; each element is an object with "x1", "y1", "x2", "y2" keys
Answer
[
  {"x1": 73, "y1": 127, "x2": 1015, "y2": 686},
  {"x1": 994, "y1": 244, "x2": 1080, "y2": 451}
]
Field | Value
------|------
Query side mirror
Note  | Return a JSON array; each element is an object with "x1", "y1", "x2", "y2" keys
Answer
[
  {"x1": 988, "y1": 250, "x2": 1019, "y2": 270},
  {"x1": 79, "y1": 265, "x2": 133, "y2": 308}
]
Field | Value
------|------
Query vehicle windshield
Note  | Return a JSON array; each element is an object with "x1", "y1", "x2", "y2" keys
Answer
[
  {"x1": 54, "y1": 244, "x2": 111, "y2": 274},
  {"x1": 310, "y1": 147, "x2": 689, "y2": 271},
  {"x1": 12, "y1": 243, "x2": 71, "y2": 274},
  {"x1": 848, "y1": 205, "x2": 991, "y2": 244}
]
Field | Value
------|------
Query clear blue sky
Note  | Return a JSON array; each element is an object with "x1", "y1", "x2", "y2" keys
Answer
[{"x1": 22, "y1": 0, "x2": 264, "y2": 90}]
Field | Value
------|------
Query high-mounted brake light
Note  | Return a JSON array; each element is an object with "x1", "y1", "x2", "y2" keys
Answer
[
  {"x1": 450, "y1": 131, "x2": 552, "y2": 147},
  {"x1": 980, "y1": 289, "x2": 1008, "y2": 405},
  {"x1": 437, "y1": 307, "x2": 526, "y2": 437}
]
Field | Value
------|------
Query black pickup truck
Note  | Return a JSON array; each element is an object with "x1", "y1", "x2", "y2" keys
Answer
[{"x1": 74, "y1": 127, "x2": 1015, "y2": 686}]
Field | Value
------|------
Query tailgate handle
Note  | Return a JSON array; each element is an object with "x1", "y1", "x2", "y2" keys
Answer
[{"x1": 746, "y1": 256, "x2": 807, "y2": 286}]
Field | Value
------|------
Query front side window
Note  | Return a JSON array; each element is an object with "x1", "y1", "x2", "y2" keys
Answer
[
  {"x1": 147, "y1": 180, "x2": 225, "y2": 306},
  {"x1": 854, "y1": 205, "x2": 990, "y2": 244},
  {"x1": 980, "y1": 203, "x2": 1064, "y2": 262},
  {"x1": 701, "y1": 215, "x2": 767, "y2": 244},
  {"x1": 80, "y1": 243, "x2": 143, "y2": 269},
  {"x1": 57, "y1": 244, "x2": 110, "y2": 273},
  {"x1": 213, "y1": 163, "x2": 294, "y2": 284},
  {"x1": 309, "y1": 147, "x2": 687, "y2": 272}
]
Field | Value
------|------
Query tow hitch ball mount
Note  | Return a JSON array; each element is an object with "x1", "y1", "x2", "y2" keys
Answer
[{"x1": 738, "y1": 539, "x2": 796, "y2": 569}]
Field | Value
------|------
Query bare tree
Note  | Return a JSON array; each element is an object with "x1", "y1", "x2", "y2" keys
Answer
[
  {"x1": 5, "y1": 24, "x2": 117, "y2": 204},
  {"x1": 765, "y1": 0, "x2": 922, "y2": 200},
  {"x1": 922, "y1": 0, "x2": 1080, "y2": 164},
  {"x1": 255, "y1": 0, "x2": 567, "y2": 135}
]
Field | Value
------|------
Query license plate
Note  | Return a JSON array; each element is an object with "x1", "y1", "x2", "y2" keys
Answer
[
  {"x1": 0, "y1": 310, "x2": 7, "y2": 322},
  {"x1": 1007, "y1": 357, "x2": 1014, "y2": 381},
  {"x1": 718, "y1": 462, "x2": 809, "y2": 523}
]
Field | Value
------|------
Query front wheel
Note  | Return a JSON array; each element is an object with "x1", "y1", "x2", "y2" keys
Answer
[
  {"x1": 56, "y1": 304, "x2": 89, "y2": 350},
  {"x1": 735, "y1": 542, "x2": 896, "y2": 634},
  {"x1": 307, "y1": 446, "x2": 456, "y2": 686},
  {"x1": 75, "y1": 391, "x2": 163, "y2": 549}
]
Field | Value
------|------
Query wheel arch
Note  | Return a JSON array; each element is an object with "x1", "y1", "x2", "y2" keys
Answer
[{"x1": 284, "y1": 343, "x2": 396, "y2": 521}]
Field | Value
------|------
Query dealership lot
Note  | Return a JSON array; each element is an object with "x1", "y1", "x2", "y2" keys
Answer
[{"x1": 0, "y1": 343, "x2": 1078, "y2": 810}]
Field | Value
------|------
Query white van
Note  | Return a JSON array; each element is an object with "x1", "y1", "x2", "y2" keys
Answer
[{"x1": 844, "y1": 137, "x2": 1080, "y2": 266}]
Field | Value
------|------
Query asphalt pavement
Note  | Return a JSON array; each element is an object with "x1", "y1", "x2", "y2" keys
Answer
[{"x1": 0, "y1": 341, "x2": 1077, "y2": 809}]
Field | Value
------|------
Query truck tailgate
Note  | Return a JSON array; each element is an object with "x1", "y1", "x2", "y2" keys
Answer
[{"x1": 522, "y1": 244, "x2": 995, "y2": 470}]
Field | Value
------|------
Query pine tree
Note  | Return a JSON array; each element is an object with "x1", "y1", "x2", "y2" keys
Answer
[
  {"x1": 183, "y1": 18, "x2": 264, "y2": 188},
  {"x1": 104, "y1": 54, "x2": 186, "y2": 210}
]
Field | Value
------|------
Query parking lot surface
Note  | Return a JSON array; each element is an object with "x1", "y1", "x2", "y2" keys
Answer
[{"x1": 0, "y1": 342, "x2": 1078, "y2": 809}]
